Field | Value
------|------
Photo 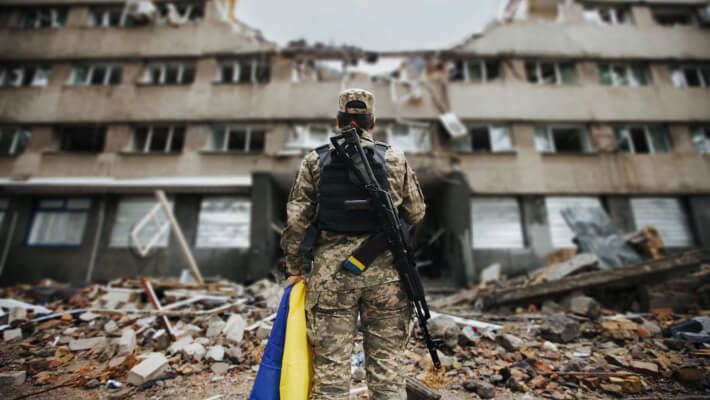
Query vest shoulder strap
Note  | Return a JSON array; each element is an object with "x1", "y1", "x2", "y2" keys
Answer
[{"x1": 315, "y1": 144, "x2": 331, "y2": 175}]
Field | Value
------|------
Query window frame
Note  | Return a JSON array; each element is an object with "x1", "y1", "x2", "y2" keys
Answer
[
  {"x1": 132, "y1": 125, "x2": 185, "y2": 153},
  {"x1": 57, "y1": 126, "x2": 107, "y2": 153},
  {"x1": 109, "y1": 196, "x2": 174, "y2": 248},
  {"x1": 195, "y1": 196, "x2": 251, "y2": 249},
  {"x1": 19, "y1": 7, "x2": 67, "y2": 29},
  {"x1": 208, "y1": 125, "x2": 266, "y2": 153},
  {"x1": 598, "y1": 62, "x2": 650, "y2": 87},
  {"x1": 535, "y1": 125, "x2": 592, "y2": 153},
  {"x1": 70, "y1": 63, "x2": 122, "y2": 86},
  {"x1": 525, "y1": 60, "x2": 576, "y2": 85},
  {"x1": 286, "y1": 124, "x2": 334, "y2": 149},
  {"x1": 456, "y1": 124, "x2": 513, "y2": 153},
  {"x1": 385, "y1": 123, "x2": 432, "y2": 153},
  {"x1": 87, "y1": 6, "x2": 128, "y2": 27},
  {"x1": 0, "y1": 127, "x2": 31, "y2": 156},
  {"x1": 0, "y1": 65, "x2": 51, "y2": 88},
  {"x1": 26, "y1": 197, "x2": 91, "y2": 247},
  {"x1": 583, "y1": 5, "x2": 631, "y2": 25},
  {"x1": 614, "y1": 125, "x2": 671, "y2": 154},
  {"x1": 670, "y1": 64, "x2": 709, "y2": 88},
  {"x1": 451, "y1": 59, "x2": 501, "y2": 83},
  {"x1": 216, "y1": 58, "x2": 270, "y2": 84},
  {"x1": 690, "y1": 125, "x2": 709, "y2": 155},
  {"x1": 141, "y1": 61, "x2": 195, "y2": 85}
]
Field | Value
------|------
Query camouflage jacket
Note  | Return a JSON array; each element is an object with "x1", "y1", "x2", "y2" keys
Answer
[{"x1": 280, "y1": 131, "x2": 426, "y2": 292}]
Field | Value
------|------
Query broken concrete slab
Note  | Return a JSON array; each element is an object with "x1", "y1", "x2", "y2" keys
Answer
[
  {"x1": 480, "y1": 263, "x2": 501, "y2": 284},
  {"x1": 168, "y1": 335, "x2": 193, "y2": 354},
  {"x1": 498, "y1": 333, "x2": 523, "y2": 351},
  {"x1": 118, "y1": 329, "x2": 137, "y2": 355},
  {"x1": 69, "y1": 336, "x2": 107, "y2": 351},
  {"x1": 3, "y1": 328, "x2": 22, "y2": 341},
  {"x1": 570, "y1": 295, "x2": 600, "y2": 319},
  {"x1": 222, "y1": 314, "x2": 247, "y2": 344},
  {"x1": 205, "y1": 316, "x2": 225, "y2": 338},
  {"x1": 0, "y1": 370, "x2": 26, "y2": 386},
  {"x1": 210, "y1": 362, "x2": 229, "y2": 375},
  {"x1": 206, "y1": 345, "x2": 225, "y2": 362},
  {"x1": 104, "y1": 320, "x2": 119, "y2": 333},
  {"x1": 428, "y1": 315, "x2": 459, "y2": 349},
  {"x1": 182, "y1": 342, "x2": 206, "y2": 361},
  {"x1": 127, "y1": 353, "x2": 169, "y2": 386},
  {"x1": 540, "y1": 315, "x2": 581, "y2": 343}
]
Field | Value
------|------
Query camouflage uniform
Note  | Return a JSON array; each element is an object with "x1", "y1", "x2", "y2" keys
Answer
[{"x1": 280, "y1": 89, "x2": 426, "y2": 400}]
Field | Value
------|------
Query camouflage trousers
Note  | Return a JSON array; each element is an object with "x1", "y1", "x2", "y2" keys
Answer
[{"x1": 305, "y1": 281, "x2": 412, "y2": 400}]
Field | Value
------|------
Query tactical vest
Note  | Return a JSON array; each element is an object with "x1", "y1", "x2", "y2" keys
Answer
[{"x1": 315, "y1": 141, "x2": 390, "y2": 234}]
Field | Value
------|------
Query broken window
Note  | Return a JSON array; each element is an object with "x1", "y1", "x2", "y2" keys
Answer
[
  {"x1": 141, "y1": 62, "x2": 195, "y2": 85},
  {"x1": 614, "y1": 125, "x2": 671, "y2": 154},
  {"x1": 0, "y1": 127, "x2": 30, "y2": 155},
  {"x1": 583, "y1": 5, "x2": 631, "y2": 25},
  {"x1": 386, "y1": 124, "x2": 432, "y2": 153},
  {"x1": 546, "y1": 197, "x2": 602, "y2": 248},
  {"x1": 133, "y1": 125, "x2": 185, "y2": 153},
  {"x1": 156, "y1": 2, "x2": 204, "y2": 21},
  {"x1": 19, "y1": 7, "x2": 67, "y2": 29},
  {"x1": 58, "y1": 126, "x2": 106, "y2": 152},
  {"x1": 110, "y1": 196, "x2": 173, "y2": 247},
  {"x1": 652, "y1": 7, "x2": 700, "y2": 26},
  {"x1": 88, "y1": 6, "x2": 127, "y2": 27},
  {"x1": 455, "y1": 125, "x2": 512, "y2": 152},
  {"x1": 598, "y1": 63, "x2": 651, "y2": 86},
  {"x1": 196, "y1": 197, "x2": 250, "y2": 248},
  {"x1": 670, "y1": 64, "x2": 710, "y2": 88},
  {"x1": 208, "y1": 126, "x2": 265, "y2": 153},
  {"x1": 0, "y1": 64, "x2": 51, "y2": 87},
  {"x1": 27, "y1": 198, "x2": 90, "y2": 246},
  {"x1": 525, "y1": 61, "x2": 576, "y2": 85},
  {"x1": 630, "y1": 197, "x2": 693, "y2": 247},
  {"x1": 471, "y1": 197, "x2": 525, "y2": 249},
  {"x1": 216, "y1": 58, "x2": 270, "y2": 84},
  {"x1": 691, "y1": 126, "x2": 709, "y2": 154},
  {"x1": 448, "y1": 59, "x2": 502, "y2": 83},
  {"x1": 286, "y1": 125, "x2": 333, "y2": 150},
  {"x1": 534, "y1": 126, "x2": 591, "y2": 153},
  {"x1": 70, "y1": 63, "x2": 122, "y2": 86}
]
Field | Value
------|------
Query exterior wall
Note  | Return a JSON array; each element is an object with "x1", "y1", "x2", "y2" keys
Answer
[
  {"x1": 0, "y1": 192, "x2": 257, "y2": 285},
  {"x1": 688, "y1": 196, "x2": 710, "y2": 248}
]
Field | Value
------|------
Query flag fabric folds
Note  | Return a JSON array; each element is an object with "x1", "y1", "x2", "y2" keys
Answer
[{"x1": 249, "y1": 280, "x2": 312, "y2": 400}]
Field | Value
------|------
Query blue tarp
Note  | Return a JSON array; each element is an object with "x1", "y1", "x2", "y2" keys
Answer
[{"x1": 249, "y1": 284, "x2": 293, "y2": 400}]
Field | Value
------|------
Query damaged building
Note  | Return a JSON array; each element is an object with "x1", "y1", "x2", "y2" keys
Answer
[{"x1": 0, "y1": 0, "x2": 708, "y2": 286}]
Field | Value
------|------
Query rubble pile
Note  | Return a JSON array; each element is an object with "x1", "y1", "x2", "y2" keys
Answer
[{"x1": 0, "y1": 276, "x2": 283, "y2": 399}]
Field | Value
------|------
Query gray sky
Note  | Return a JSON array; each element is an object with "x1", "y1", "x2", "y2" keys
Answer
[{"x1": 236, "y1": 0, "x2": 503, "y2": 51}]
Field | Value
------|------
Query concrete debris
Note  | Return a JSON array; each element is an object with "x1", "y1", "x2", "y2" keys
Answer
[
  {"x1": 0, "y1": 370, "x2": 26, "y2": 386},
  {"x1": 222, "y1": 314, "x2": 247, "y2": 344},
  {"x1": 210, "y1": 362, "x2": 229, "y2": 375},
  {"x1": 127, "y1": 352, "x2": 169, "y2": 386},
  {"x1": 118, "y1": 329, "x2": 137, "y2": 355},
  {"x1": 540, "y1": 314, "x2": 581, "y2": 343},
  {"x1": 69, "y1": 336, "x2": 107, "y2": 351},
  {"x1": 206, "y1": 345, "x2": 225, "y2": 362},
  {"x1": 569, "y1": 295, "x2": 600, "y2": 319},
  {"x1": 3, "y1": 327, "x2": 22, "y2": 341},
  {"x1": 205, "y1": 316, "x2": 225, "y2": 338}
]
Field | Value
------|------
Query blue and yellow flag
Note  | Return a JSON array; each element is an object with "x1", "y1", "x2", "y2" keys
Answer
[{"x1": 250, "y1": 281, "x2": 312, "y2": 400}]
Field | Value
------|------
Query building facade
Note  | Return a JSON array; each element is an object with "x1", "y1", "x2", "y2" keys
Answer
[{"x1": 0, "y1": 0, "x2": 708, "y2": 286}]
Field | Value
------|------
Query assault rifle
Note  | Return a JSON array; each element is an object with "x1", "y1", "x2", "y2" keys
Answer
[{"x1": 331, "y1": 128, "x2": 442, "y2": 369}]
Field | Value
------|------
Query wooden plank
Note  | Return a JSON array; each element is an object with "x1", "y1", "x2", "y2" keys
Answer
[{"x1": 482, "y1": 250, "x2": 709, "y2": 308}]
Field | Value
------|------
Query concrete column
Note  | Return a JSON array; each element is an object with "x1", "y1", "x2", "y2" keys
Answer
[
  {"x1": 49, "y1": 63, "x2": 72, "y2": 87},
  {"x1": 505, "y1": 59, "x2": 527, "y2": 83},
  {"x1": 631, "y1": 5, "x2": 656, "y2": 28},
  {"x1": 564, "y1": 2, "x2": 586, "y2": 23},
  {"x1": 688, "y1": 196, "x2": 710, "y2": 247},
  {"x1": 247, "y1": 172, "x2": 281, "y2": 282},
  {"x1": 668, "y1": 124, "x2": 695, "y2": 154},
  {"x1": 437, "y1": 171, "x2": 474, "y2": 286},
  {"x1": 521, "y1": 196, "x2": 553, "y2": 260},
  {"x1": 605, "y1": 196, "x2": 635, "y2": 233},
  {"x1": 590, "y1": 123, "x2": 616, "y2": 153},
  {"x1": 123, "y1": 62, "x2": 144, "y2": 85},
  {"x1": 65, "y1": 6, "x2": 88, "y2": 28},
  {"x1": 185, "y1": 125, "x2": 211, "y2": 152},
  {"x1": 104, "y1": 125, "x2": 133, "y2": 153},
  {"x1": 271, "y1": 56, "x2": 293, "y2": 83},
  {"x1": 577, "y1": 62, "x2": 598, "y2": 86},
  {"x1": 195, "y1": 58, "x2": 217, "y2": 84},
  {"x1": 650, "y1": 63, "x2": 673, "y2": 87}
]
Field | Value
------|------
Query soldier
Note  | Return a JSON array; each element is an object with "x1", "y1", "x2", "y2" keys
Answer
[{"x1": 280, "y1": 88, "x2": 426, "y2": 399}]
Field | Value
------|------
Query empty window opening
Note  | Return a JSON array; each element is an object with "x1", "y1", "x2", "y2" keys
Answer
[
  {"x1": 0, "y1": 65, "x2": 51, "y2": 87},
  {"x1": 598, "y1": 63, "x2": 651, "y2": 86},
  {"x1": 287, "y1": 125, "x2": 334, "y2": 149},
  {"x1": 70, "y1": 64, "x2": 122, "y2": 86},
  {"x1": 208, "y1": 126, "x2": 266, "y2": 153},
  {"x1": 652, "y1": 7, "x2": 700, "y2": 26},
  {"x1": 19, "y1": 7, "x2": 67, "y2": 29},
  {"x1": 216, "y1": 58, "x2": 271, "y2": 84},
  {"x1": 88, "y1": 6, "x2": 126, "y2": 27},
  {"x1": 583, "y1": 5, "x2": 631, "y2": 25},
  {"x1": 133, "y1": 125, "x2": 185, "y2": 153},
  {"x1": 525, "y1": 61, "x2": 576, "y2": 85},
  {"x1": 0, "y1": 127, "x2": 30, "y2": 155},
  {"x1": 691, "y1": 126, "x2": 710, "y2": 154},
  {"x1": 141, "y1": 62, "x2": 196, "y2": 85},
  {"x1": 449, "y1": 59, "x2": 502, "y2": 83},
  {"x1": 58, "y1": 126, "x2": 106, "y2": 152},
  {"x1": 455, "y1": 125, "x2": 512, "y2": 152},
  {"x1": 386, "y1": 124, "x2": 432, "y2": 153},
  {"x1": 614, "y1": 125, "x2": 671, "y2": 154},
  {"x1": 535, "y1": 126, "x2": 591, "y2": 153},
  {"x1": 670, "y1": 64, "x2": 710, "y2": 88}
]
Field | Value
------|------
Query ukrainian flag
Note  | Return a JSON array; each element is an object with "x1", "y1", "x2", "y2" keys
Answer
[{"x1": 250, "y1": 280, "x2": 312, "y2": 399}]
